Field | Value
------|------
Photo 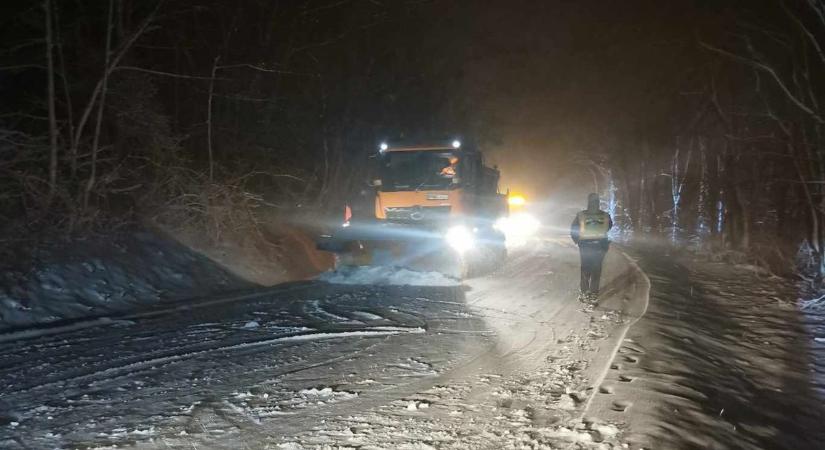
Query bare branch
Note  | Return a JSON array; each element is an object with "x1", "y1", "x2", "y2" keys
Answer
[
  {"x1": 216, "y1": 63, "x2": 317, "y2": 76},
  {"x1": 114, "y1": 65, "x2": 218, "y2": 80},
  {"x1": 782, "y1": 0, "x2": 825, "y2": 68},
  {"x1": 700, "y1": 41, "x2": 825, "y2": 123},
  {"x1": 0, "y1": 112, "x2": 50, "y2": 121},
  {"x1": 806, "y1": 0, "x2": 825, "y2": 30},
  {"x1": 72, "y1": 0, "x2": 165, "y2": 153},
  {"x1": 0, "y1": 64, "x2": 47, "y2": 71},
  {"x1": 736, "y1": 21, "x2": 791, "y2": 49},
  {"x1": 0, "y1": 39, "x2": 46, "y2": 56}
]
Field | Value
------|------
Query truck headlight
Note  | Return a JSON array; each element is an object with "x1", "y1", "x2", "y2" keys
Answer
[{"x1": 446, "y1": 225, "x2": 475, "y2": 253}]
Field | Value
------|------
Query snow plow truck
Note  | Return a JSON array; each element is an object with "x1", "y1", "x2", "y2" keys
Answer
[{"x1": 317, "y1": 139, "x2": 508, "y2": 278}]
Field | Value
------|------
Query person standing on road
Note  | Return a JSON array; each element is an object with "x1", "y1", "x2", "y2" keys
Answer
[{"x1": 570, "y1": 193, "x2": 613, "y2": 301}]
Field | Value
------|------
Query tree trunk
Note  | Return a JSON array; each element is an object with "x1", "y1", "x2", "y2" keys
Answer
[
  {"x1": 45, "y1": 0, "x2": 59, "y2": 201},
  {"x1": 207, "y1": 55, "x2": 220, "y2": 182},
  {"x1": 734, "y1": 183, "x2": 751, "y2": 251},
  {"x1": 697, "y1": 138, "x2": 710, "y2": 239},
  {"x1": 638, "y1": 156, "x2": 647, "y2": 233},
  {"x1": 53, "y1": 0, "x2": 75, "y2": 178},
  {"x1": 83, "y1": 0, "x2": 115, "y2": 211}
]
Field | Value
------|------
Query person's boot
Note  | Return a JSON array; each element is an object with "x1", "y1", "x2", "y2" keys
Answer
[{"x1": 586, "y1": 291, "x2": 599, "y2": 304}]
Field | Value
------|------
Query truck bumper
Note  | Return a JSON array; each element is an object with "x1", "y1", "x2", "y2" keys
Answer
[{"x1": 317, "y1": 221, "x2": 446, "y2": 252}]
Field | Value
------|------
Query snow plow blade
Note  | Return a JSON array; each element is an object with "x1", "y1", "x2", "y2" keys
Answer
[{"x1": 317, "y1": 220, "x2": 505, "y2": 279}]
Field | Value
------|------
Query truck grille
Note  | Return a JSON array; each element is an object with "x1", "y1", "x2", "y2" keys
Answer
[{"x1": 385, "y1": 206, "x2": 451, "y2": 223}]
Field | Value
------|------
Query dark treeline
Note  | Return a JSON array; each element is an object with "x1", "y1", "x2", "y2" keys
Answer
[
  {"x1": 585, "y1": 0, "x2": 825, "y2": 280},
  {"x1": 0, "y1": 0, "x2": 466, "y2": 241},
  {"x1": 1, "y1": 0, "x2": 824, "y2": 282}
]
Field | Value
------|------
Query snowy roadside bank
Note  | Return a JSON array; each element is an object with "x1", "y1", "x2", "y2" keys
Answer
[
  {"x1": 0, "y1": 230, "x2": 250, "y2": 332},
  {"x1": 596, "y1": 249, "x2": 825, "y2": 450}
]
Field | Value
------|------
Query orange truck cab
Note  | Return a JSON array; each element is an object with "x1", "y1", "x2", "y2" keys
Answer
[
  {"x1": 318, "y1": 139, "x2": 508, "y2": 277},
  {"x1": 372, "y1": 143, "x2": 505, "y2": 223}
]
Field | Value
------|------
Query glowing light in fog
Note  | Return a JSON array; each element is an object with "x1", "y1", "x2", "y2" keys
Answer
[
  {"x1": 379, "y1": 142, "x2": 388, "y2": 151},
  {"x1": 451, "y1": 140, "x2": 461, "y2": 149},
  {"x1": 495, "y1": 213, "x2": 540, "y2": 247},
  {"x1": 445, "y1": 225, "x2": 474, "y2": 253},
  {"x1": 508, "y1": 195, "x2": 526, "y2": 207}
]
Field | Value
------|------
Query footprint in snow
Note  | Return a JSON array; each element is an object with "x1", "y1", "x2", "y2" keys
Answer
[
  {"x1": 611, "y1": 400, "x2": 632, "y2": 412},
  {"x1": 405, "y1": 400, "x2": 430, "y2": 411},
  {"x1": 569, "y1": 391, "x2": 588, "y2": 403},
  {"x1": 618, "y1": 343, "x2": 646, "y2": 354}
]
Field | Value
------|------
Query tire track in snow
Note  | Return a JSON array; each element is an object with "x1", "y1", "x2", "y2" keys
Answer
[
  {"x1": 0, "y1": 283, "x2": 319, "y2": 344},
  {"x1": 2, "y1": 281, "x2": 475, "y2": 449},
  {"x1": 4, "y1": 327, "x2": 424, "y2": 397},
  {"x1": 2, "y1": 286, "x2": 412, "y2": 393},
  {"x1": 11, "y1": 330, "x2": 400, "y2": 445}
]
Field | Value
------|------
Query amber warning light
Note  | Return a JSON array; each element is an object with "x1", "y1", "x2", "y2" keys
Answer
[{"x1": 508, "y1": 195, "x2": 526, "y2": 207}]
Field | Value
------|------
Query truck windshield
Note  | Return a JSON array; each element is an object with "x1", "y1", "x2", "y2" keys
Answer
[{"x1": 379, "y1": 151, "x2": 458, "y2": 191}]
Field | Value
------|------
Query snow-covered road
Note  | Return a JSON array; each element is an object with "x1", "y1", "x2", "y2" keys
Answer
[{"x1": 0, "y1": 239, "x2": 647, "y2": 449}]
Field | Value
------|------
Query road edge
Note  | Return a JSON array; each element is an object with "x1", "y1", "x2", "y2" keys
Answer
[{"x1": 577, "y1": 249, "x2": 651, "y2": 422}]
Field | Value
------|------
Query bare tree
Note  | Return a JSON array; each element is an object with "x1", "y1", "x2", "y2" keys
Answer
[
  {"x1": 53, "y1": 1, "x2": 76, "y2": 177},
  {"x1": 207, "y1": 55, "x2": 220, "y2": 182},
  {"x1": 44, "y1": 0, "x2": 58, "y2": 201},
  {"x1": 669, "y1": 139, "x2": 692, "y2": 242},
  {"x1": 69, "y1": 1, "x2": 163, "y2": 174},
  {"x1": 83, "y1": 0, "x2": 115, "y2": 211}
]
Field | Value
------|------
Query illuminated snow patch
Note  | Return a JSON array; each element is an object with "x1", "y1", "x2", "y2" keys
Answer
[
  {"x1": 298, "y1": 387, "x2": 358, "y2": 400},
  {"x1": 318, "y1": 266, "x2": 459, "y2": 287},
  {"x1": 351, "y1": 311, "x2": 385, "y2": 321}
]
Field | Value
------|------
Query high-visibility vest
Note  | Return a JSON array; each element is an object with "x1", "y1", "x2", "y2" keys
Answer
[{"x1": 577, "y1": 210, "x2": 610, "y2": 240}]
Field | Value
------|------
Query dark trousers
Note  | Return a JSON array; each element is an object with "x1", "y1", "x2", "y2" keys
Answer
[{"x1": 579, "y1": 241, "x2": 608, "y2": 294}]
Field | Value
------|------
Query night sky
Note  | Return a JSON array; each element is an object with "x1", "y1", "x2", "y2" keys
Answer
[{"x1": 443, "y1": 1, "x2": 714, "y2": 199}]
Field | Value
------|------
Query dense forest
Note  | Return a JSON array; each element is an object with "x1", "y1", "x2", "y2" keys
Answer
[
  {"x1": 602, "y1": 0, "x2": 825, "y2": 281},
  {"x1": 0, "y1": 0, "x2": 468, "y2": 241},
  {"x1": 1, "y1": 0, "x2": 824, "y2": 282}
]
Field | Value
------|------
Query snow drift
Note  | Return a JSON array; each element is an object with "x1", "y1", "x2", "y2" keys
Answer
[{"x1": 0, "y1": 230, "x2": 248, "y2": 331}]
